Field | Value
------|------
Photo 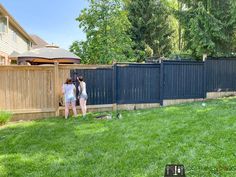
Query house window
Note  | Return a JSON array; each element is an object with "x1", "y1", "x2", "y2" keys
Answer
[
  {"x1": 13, "y1": 31, "x2": 17, "y2": 42},
  {"x1": 0, "y1": 16, "x2": 7, "y2": 33},
  {"x1": 27, "y1": 41, "x2": 32, "y2": 50}
]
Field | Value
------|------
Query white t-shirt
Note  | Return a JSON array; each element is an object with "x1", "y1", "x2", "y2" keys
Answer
[
  {"x1": 63, "y1": 84, "x2": 75, "y2": 99},
  {"x1": 79, "y1": 82, "x2": 87, "y2": 95}
]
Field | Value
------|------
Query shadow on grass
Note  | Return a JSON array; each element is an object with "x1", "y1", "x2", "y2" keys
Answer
[{"x1": 0, "y1": 117, "x2": 115, "y2": 176}]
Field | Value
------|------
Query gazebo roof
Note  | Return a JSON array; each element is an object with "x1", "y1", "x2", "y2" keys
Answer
[
  {"x1": 18, "y1": 45, "x2": 81, "y2": 64},
  {"x1": 19, "y1": 45, "x2": 80, "y2": 59}
]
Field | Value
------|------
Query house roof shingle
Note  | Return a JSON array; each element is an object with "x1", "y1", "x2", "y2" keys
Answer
[{"x1": 30, "y1": 35, "x2": 49, "y2": 49}]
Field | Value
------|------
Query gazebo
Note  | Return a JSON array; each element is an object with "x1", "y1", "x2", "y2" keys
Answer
[{"x1": 18, "y1": 45, "x2": 80, "y2": 65}]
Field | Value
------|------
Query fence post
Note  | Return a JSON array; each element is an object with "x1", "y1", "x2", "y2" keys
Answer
[
  {"x1": 54, "y1": 62, "x2": 60, "y2": 116},
  {"x1": 203, "y1": 58, "x2": 207, "y2": 99},
  {"x1": 112, "y1": 63, "x2": 117, "y2": 111},
  {"x1": 159, "y1": 59, "x2": 164, "y2": 106}
]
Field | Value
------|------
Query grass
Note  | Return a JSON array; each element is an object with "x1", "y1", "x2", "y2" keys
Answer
[
  {"x1": 0, "y1": 97, "x2": 236, "y2": 177},
  {"x1": 0, "y1": 111, "x2": 12, "y2": 125}
]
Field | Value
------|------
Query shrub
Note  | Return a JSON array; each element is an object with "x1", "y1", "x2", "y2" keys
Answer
[{"x1": 0, "y1": 111, "x2": 13, "y2": 125}]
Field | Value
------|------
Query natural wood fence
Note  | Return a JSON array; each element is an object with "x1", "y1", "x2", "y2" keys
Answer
[
  {"x1": 0, "y1": 64, "x2": 114, "y2": 120},
  {"x1": 0, "y1": 65, "x2": 55, "y2": 119}
]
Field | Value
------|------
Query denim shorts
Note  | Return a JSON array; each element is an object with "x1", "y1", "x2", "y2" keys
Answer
[
  {"x1": 65, "y1": 96, "x2": 76, "y2": 103},
  {"x1": 79, "y1": 93, "x2": 88, "y2": 100}
]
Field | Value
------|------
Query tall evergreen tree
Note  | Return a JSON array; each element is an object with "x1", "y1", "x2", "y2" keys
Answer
[
  {"x1": 177, "y1": 0, "x2": 236, "y2": 58},
  {"x1": 128, "y1": 0, "x2": 175, "y2": 61}
]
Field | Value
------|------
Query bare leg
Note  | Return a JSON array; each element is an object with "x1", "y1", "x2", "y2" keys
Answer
[
  {"x1": 71, "y1": 101, "x2": 77, "y2": 117},
  {"x1": 65, "y1": 102, "x2": 70, "y2": 119},
  {"x1": 80, "y1": 98, "x2": 86, "y2": 117},
  {"x1": 84, "y1": 100, "x2": 87, "y2": 116}
]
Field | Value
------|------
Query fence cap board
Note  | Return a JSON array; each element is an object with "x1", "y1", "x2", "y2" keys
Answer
[
  {"x1": 117, "y1": 62, "x2": 159, "y2": 65},
  {"x1": 58, "y1": 64, "x2": 113, "y2": 69},
  {"x1": 207, "y1": 57, "x2": 236, "y2": 60},
  {"x1": 0, "y1": 65, "x2": 55, "y2": 70},
  {"x1": 163, "y1": 60, "x2": 204, "y2": 64},
  {"x1": 116, "y1": 63, "x2": 160, "y2": 68}
]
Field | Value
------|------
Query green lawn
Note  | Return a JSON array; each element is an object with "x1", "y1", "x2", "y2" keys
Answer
[{"x1": 0, "y1": 97, "x2": 236, "y2": 177}]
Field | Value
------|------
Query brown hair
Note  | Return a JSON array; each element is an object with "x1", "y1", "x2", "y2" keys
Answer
[{"x1": 65, "y1": 78, "x2": 72, "y2": 84}]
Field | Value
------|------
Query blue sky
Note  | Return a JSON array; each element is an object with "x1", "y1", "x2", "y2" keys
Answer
[{"x1": 1, "y1": 0, "x2": 88, "y2": 49}]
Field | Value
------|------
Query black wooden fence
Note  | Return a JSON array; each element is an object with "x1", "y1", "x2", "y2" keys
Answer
[
  {"x1": 70, "y1": 58, "x2": 236, "y2": 106},
  {"x1": 116, "y1": 63, "x2": 161, "y2": 104},
  {"x1": 71, "y1": 67, "x2": 113, "y2": 105},
  {"x1": 163, "y1": 60, "x2": 205, "y2": 99},
  {"x1": 206, "y1": 58, "x2": 236, "y2": 92}
]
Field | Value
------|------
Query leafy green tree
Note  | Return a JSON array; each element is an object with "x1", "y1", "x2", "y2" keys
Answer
[
  {"x1": 127, "y1": 0, "x2": 176, "y2": 61},
  {"x1": 70, "y1": 41, "x2": 91, "y2": 64},
  {"x1": 228, "y1": 0, "x2": 236, "y2": 53},
  {"x1": 70, "y1": 0, "x2": 133, "y2": 64},
  {"x1": 177, "y1": 0, "x2": 236, "y2": 58}
]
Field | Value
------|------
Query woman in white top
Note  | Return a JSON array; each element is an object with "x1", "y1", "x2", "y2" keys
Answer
[
  {"x1": 77, "y1": 76, "x2": 88, "y2": 118},
  {"x1": 62, "y1": 78, "x2": 77, "y2": 119}
]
